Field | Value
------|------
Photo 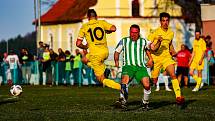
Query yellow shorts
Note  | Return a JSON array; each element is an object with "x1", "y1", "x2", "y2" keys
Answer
[
  {"x1": 86, "y1": 53, "x2": 108, "y2": 76},
  {"x1": 190, "y1": 60, "x2": 204, "y2": 70},
  {"x1": 151, "y1": 57, "x2": 176, "y2": 78}
]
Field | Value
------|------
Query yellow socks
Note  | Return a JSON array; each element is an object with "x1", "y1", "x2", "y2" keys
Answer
[
  {"x1": 171, "y1": 79, "x2": 181, "y2": 98},
  {"x1": 103, "y1": 79, "x2": 121, "y2": 90},
  {"x1": 193, "y1": 75, "x2": 202, "y2": 89},
  {"x1": 196, "y1": 77, "x2": 202, "y2": 89},
  {"x1": 193, "y1": 75, "x2": 198, "y2": 82}
]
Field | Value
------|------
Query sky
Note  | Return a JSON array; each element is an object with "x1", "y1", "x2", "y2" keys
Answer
[{"x1": 0, "y1": 0, "x2": 53, "y2": 41}]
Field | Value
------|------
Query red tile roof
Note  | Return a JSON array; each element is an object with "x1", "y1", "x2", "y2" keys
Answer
[{"x1": 34, "y1": 0, "x2": 97, "y2": 25}]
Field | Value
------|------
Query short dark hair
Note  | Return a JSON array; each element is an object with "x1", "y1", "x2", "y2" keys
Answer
[
  {"x1": 87, "y1": 9, "x2": 97, "y2": 18},
  {"x1": 159, "y1": 12, "x2": 170, "y2": 21},
  {"x1": 205, "y1": 35, "x2": 211, "y2": 40},
  {"x1": 130, "y1": 24, "x2": 140, "y2": 31},
  {"x1": 195, "y1": 30, "x2": 201, "y2": 34},
  {"x1": 39, "y1": 41, "x2": 43, "y2": 44}
]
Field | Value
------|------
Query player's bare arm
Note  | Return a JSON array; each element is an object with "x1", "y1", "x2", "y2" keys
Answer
[
  {"x1": 105, "y1": 25, "x2": 116, "y2": 34},
  {"x1": 76, "y1": 38, "x2": 88, "y2": 49},
  {"x1": 169, "y1": 40, "x2": 177, "y2": 56},
  {"x1": 150, "y1": 36, "x2": 162, "y2": 51},
  {"x1": 145, "y1": 49, "x2": 153, "y2": 68},
  {"x1": 188, "y1": 51, "x2": 195, "y2": 66},
  {"x1": 114, "y1": 51, "x2": 120, "y2": 68},
  {"x1": 199, "y1": 51, "x2": 205, "y2": 65}
]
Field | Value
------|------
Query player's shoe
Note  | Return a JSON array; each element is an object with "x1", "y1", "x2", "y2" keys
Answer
[
  {"x1": 115, "y1": 97, "x2": 127, "y2": 109},
  {"x1": 104, "y1": 68, "x2": 111, "y2": 78},
  {"x1": 165, "y1": 87, "x2": 172, "y2": 91},
  {"x1": 141, "y1": 99, "x2": 149, "y2": 111},
  {"x1": 155, "y1": 87, "x2": 160, "y2": 91},
  {"x1": 192, "y1": 87, "x2": 199, "y2": 92},
  {"x1": 176, "y1": 96, "x2": 185, "y2": 105},
  {"x1": 200, "y1": 82, "x2": 204, "y2": 89}
]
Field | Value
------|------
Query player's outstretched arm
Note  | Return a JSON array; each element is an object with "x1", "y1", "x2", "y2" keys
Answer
[
  {"x1": 106, "y1": 25, "x2": 116, "y2": 34},
  {"x1": 76, "y1": 38, "x2": 88, "y2": 49}
]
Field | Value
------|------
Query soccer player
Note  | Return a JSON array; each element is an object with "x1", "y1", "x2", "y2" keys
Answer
[
  {"x1": 148, "y1": 12, "x2": 184, "y2": 105},
  {"x1": 76, "y1": 9, "x2": 120, "y2": 90},
  {"x1": 114, "y1": 24, "x2": 153, "y2": 109},
  {"x1": 189, "y1": 30, "x2": 206, "y2": 91}
]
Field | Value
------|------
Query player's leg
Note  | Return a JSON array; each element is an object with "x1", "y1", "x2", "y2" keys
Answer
[
  {"x1": 165, "y1": 64, "x2": 184, "y2": 104},
  {"x1": 163, "y1": 71, "x2": 172, "y2": 91},
  {"x1": 89, "y1": 55, "x2": 120, "y2": 90},
  {"x1": 197, "y1": 70, "x2": 203, "y2": 89},
  {"x1": 155, "y1": 79, "x2": 160, "y2": 91},
  {"x1": 151, "y1": 63, "x2": 161, "y2": 91},
  {"x1": 184, "y1": 76, "x2": 189, "y2": 88},
  {"x1": 136, "y1": 67, "x2": 151, "y2": 110},
  {"x1": 141, "y1": 77, "x2": 151, "y2": 110},
  {"x1": 120, "y1": 75, "x2": 130, "y2": 103},
  {"x1": 183, "y1": 67, "x2": 189, "y2": 88},
  {"x1": 189, "y1": 62, "x2": 201, "y2": 91}
]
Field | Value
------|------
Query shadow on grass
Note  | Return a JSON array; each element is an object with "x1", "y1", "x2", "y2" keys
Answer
[
  {"x1": 111, "y1": 99, "x2": 197, "y2": 111},
  {"x1": 0, "y1": 97, "x2": 19, "y2": 105}
]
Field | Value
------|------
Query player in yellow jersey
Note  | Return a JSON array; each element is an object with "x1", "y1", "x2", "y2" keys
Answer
[
  {"x1": 189, "y1": 30, "x2": 206, "y2": 92},
  {"x1": 76, "y1": 9, "x2": 120, "y2": 90},
  {"x1": 148, "y1": 12, "x2": 184, "y2": 105}
]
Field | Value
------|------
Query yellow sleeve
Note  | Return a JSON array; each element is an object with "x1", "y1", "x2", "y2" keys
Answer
[
  {"x1": 202, "y1": 39, "x2": 206, "y2": 51},
  {"x1": 101, "y1": 20, "x2": 113, "y2": 30},
  {"x1": 78, "y1": 25, "x2": 85, "y2": 38},
  {"x1": 147, "y1": 32, "x2": 156, "y2": 44}
]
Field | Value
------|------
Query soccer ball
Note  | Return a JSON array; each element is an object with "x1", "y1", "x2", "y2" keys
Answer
[{"x1": 10, "y1": 85, "x2": 23, "y2": 96}]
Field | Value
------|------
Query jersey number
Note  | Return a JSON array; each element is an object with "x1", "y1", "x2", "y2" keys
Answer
[{"x1": 87, "y1": 27, "x2": 104, "y2": 42}]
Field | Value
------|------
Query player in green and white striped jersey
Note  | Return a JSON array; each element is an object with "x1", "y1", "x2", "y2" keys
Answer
[{"x1": 114, "y1": 24, "x2": 153, "y2": 110}]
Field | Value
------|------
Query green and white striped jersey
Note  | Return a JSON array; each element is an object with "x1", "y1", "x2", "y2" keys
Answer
[{"x1": 115, "y1": 37, "x2": 151, "y2": 67}]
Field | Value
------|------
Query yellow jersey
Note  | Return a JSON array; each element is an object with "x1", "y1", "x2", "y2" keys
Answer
[
  {"x1": 192, "y1": 38, "x2": 206, "y2": 61},
  {"x1": 78, "y1": 19, "x2": 113, "y2": 55},
  {"x1": 148, "y1": 27, "x2": 174, "y2": 60}
]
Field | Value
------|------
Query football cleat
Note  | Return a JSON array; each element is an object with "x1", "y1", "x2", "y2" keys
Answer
[
  {"x1": 155, "y1": 88, "x2": 160, "y2": 91},
  {"x1": 165, "y1": 88, "x2": 172, "y2": 91},
  {"x1": 200, "y1": 82, "x2": 204, "y2": 89},
  {"x1": 192, "y1": 87, "x2": 199, "y2": 92},
  {"x1": 115, "y1": 97, "x2": 127, "y2": 109},
  {"x1": 142, "y1": 99, "x2": 149, "y2": 111},
  {"x1": 176, "y1": 96, "x2": 185, "y2": 105}
]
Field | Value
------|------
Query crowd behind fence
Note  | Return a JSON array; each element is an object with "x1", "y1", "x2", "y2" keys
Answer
[{"x1": 0, "y1": 58, "x2": 213, "y2": 86}]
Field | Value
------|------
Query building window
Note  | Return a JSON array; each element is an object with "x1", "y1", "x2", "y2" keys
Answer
[
  {"x1": 49, "y1": 33, "x2": 53, "y2": 49},
  {"x1": 132, "y1": 0, "x2": 140, "y2": 17},
  {"x1": 69, "y1": 34, "x2": 73, "y2": 51}
]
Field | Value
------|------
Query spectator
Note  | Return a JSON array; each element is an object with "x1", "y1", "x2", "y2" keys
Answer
[
  {"x1": 1, "y1": 52, "x2": 9, "y2": 85},
  {"x1": 19, "y1": 48, "x2": 34, "y2": 85},
  {"x1": 176, "y1": 44, "x2": 191, "y2": 88},
  {"x1": 50, "y1": 49, "x2": 58, "y2": 85},
  {"x1": 42, "y1": 45, "x2": 52, "y2": 85},
  {"x1": 37, "y1": 41, "x2": 45, "y2": 85},
  {"x1": 73, "y1": 49, "x2": 83, "y2": 86},
  {"x1": 57, "y1": 48, "x2": 66, "y2": 85},
  {"x1": 64, "y1": 50, "x2": 74, "y2": 85},
  {"x1": 6, "y1": 49, "x2": 20, "y2": 85},
  {"x1": 205, "y1": 40, "x2": 215, "y2": 85}
]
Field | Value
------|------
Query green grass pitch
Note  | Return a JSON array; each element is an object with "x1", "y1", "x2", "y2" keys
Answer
[{"x1": 0, "y1": 85, "x2": 215, "y2": 121}]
